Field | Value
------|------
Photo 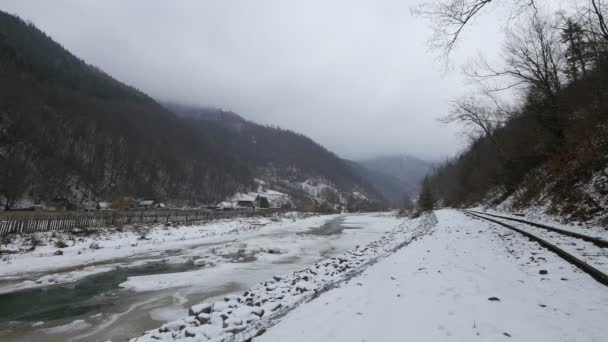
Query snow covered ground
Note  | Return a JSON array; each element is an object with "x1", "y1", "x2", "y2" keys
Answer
[
  {"x1": 259, "y1": 209, "x2": 608, "y2": 342},
  {"x1": 4, "y1": 209, "x2": 608, "y2": 342}
]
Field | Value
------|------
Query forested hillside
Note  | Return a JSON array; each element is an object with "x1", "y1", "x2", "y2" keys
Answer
[
  {"x1": 166, "y1": 103, "x2": 385, "y2": 208},
  {"x1": 0, "y1": 10, "x2": 253, "y2": 208},
  {"x1": 425, "y1": 5, "x2": 608, "y2": 224}
]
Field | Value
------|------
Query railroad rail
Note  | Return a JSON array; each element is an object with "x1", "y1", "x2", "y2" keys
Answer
[
  {"x1": 463, "y1": 210, "x2": 608, "y2": 287},
  {"x1": 465, "y1": 209, "x2": 608, "y2": 248}
]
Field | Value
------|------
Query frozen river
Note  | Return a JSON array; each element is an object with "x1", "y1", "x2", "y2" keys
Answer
[{"x1": 0, "y1": 212, "x2": 400, "y2": 342}]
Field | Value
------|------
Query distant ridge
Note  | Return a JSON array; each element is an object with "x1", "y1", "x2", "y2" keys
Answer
[{"x1": 354, "y1": 155, "x2": 433, "y2": 203}]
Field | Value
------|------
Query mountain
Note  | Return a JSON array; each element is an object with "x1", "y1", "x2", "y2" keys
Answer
[
  {"x1": 355, "y1": 155, "x2": 433, "y2": 203},
  {"x1": 0, "y1": 11, "x2": 253, "y2": 207},
  {"x1": 165, "y1": 103, "x2": 385, "y2": 209},
  {"x1": 0, "y1": 10, "x2": 382, "y2": 210},
  {"x1": 346, "y1": 161, "x2": 406, "y2": 204}
]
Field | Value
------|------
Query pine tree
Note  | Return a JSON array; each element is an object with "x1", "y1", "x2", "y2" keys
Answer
[
  {"x1": 561, "y1": 19, "x2": 589, "y2": 81},
  {"x1": 258, "y1": 196, "x2": 270, "y2": 208},
  {"x1": 418, "y1": 177, "x2": 435, "y2": 212}
]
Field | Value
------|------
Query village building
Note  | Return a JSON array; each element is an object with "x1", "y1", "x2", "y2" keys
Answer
[
  {"x1": 137, "y1": 199, "x2": 166, "y2": 209},
  {"x1": 236, "y1": 200, "x2": 255, "y2": 210}
]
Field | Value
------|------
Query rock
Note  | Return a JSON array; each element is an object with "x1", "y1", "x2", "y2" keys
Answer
[
  {"x1": 209, "y1": 313, "x2": 224, "y2": 326},
  {"x1": 158, "y1": 320, "x2": 186, "y2": 332},
  {"x1": 189, "y1": 303, "x2": 212, "y2": 316},
  {"x1": 539, "y1": 270, "x2": 548, "y2": 275},
  {"x1": 488, "y1": 297, "x2": 501, "y2": 301},
  {"x1": 252, "y1": 308, "x2": 264, "y2": 317},
  {"x1": 53, "y1": 250, "x2": 63, "y2": 256},
  {"x1": 196, "y1": 313, "x2": 210, "y2": 324},
  {"x1": 254, "y1": 328, "x2": 267, "y2": 337},
  {"x1": 184, "y1": 328, "x2": 197, "y2": 337},
  {"x1": 212, "y1": 301, "x2": 230, "y2": 312}
]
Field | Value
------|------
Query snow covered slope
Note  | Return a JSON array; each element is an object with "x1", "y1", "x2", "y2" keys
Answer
[{"x1": 259, "y1": 209, "x2": 608, "y2": 342}]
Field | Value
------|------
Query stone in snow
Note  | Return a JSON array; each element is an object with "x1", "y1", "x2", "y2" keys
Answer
[{"x1": 189, "y1": 302, "x2": 212, "y2": 316}]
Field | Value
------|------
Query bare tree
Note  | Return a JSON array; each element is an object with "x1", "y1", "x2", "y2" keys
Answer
[
  {"x1": 467, "y1": 13, "x2": 564, "y2": 101},
  {"x1": 473, "y1": 13, "x2": 568, "y2": 141},
  {"x1": 590, "y1": 0, "x2": 608, "y2": 40},
  {"x1": 413, "y1": 0, "x2": 539, "y2": 57},
  {"x1": 441, "y1": 95, "x2": 508, "y2": 158}
]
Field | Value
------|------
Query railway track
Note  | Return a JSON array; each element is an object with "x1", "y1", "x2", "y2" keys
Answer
[
  {"x1": 463, "y1": 210, "x2": 608, "y2": 287},
  {"x1": 465, "y1": 209, "x2": 608, "y2": 248}
]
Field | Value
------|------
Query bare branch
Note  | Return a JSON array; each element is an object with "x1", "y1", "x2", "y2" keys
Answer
[
  {"x1": 413, "y1": 0, "x2": 538, "y2": 58},
  {"x1": 464, "y1": 13, "x2": 564, "y2": 102},
  {"x1": 441, "y1": 95, "x2": 509, "y2": 158}
]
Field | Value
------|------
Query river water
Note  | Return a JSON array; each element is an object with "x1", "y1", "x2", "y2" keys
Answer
[{"x1": 0, "y1": 214, "x2": 395, "y2": 342}]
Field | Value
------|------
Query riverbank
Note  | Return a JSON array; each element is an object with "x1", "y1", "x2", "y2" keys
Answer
[
  {"x1": 0, "y1": 212, "x2": 401, "y2": 342},
  {"x1": 0, "y1": 212, "x2": 321, "y2": 294}
]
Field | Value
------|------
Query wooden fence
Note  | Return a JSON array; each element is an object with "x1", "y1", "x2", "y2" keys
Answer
[{"x1": 0, "y1": 209, "x2": 282, "y2": 236}]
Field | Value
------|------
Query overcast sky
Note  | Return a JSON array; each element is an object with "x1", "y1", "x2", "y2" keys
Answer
[{"x1": 2, "y1": 0, "x2": 513, "y2": 161}]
